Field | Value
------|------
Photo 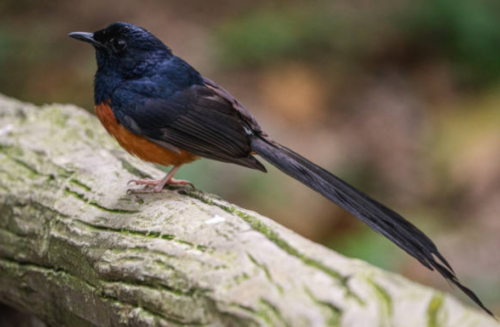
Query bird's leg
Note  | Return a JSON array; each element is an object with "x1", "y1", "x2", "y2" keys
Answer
[
  {"x1": 152, "y1": 165, "x2": 195, "y2": 192},
  {"x1": 128, "y1": 165, "x2": 194, "y2": 193}
]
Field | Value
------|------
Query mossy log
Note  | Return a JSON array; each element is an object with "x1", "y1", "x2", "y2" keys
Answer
[{"x1": 0, "y1": 94, "x2": 496, "y2": 327}]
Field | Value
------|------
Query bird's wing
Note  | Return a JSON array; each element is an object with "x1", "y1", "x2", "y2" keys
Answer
[
  {"x1": 202, "y1": 77, "x2": 263, "y2": 133},
  {"x1": 112, "y1": 80, "x2": 266, "y2": 171}
]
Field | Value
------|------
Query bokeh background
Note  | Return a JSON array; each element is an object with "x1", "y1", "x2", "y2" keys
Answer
[{"x1": 1, "y1": 0, "x2": 499, "y2": 315}]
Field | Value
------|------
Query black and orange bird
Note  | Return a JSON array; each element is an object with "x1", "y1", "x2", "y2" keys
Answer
[{"x1": 69, "y1": 22, "x2": 493, "y2": 316}]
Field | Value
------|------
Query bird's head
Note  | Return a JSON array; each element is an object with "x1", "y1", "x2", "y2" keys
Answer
[{"x1": 69, "y1": 22, "x2": 171, "y2": 76}]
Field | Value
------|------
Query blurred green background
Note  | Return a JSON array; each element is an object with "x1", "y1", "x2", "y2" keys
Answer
[{"x1": 0, "y1": 0, "x2": 499, "y2": 314}]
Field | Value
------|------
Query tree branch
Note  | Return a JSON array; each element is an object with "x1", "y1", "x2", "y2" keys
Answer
[{"x1": 0, "y1": 94, "x2": 496, "y2": 327}]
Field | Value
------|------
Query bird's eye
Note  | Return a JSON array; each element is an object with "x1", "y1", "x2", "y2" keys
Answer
[{"x1": 111, "y1": 38, "x2": 127, "y2": 53}]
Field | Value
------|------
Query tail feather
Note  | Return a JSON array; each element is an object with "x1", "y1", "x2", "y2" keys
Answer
[{"x1": 251, "y1": 136, "x2": 493, "y2": 317}]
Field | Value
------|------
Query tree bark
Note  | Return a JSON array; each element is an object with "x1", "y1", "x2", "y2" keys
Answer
[{"x1": 0, "y1": 94, "x2": 496, "y2": 327}]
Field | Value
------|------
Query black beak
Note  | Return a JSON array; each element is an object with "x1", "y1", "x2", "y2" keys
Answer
[{"x1": 68, "y1": 32, "x2": 103, "y2": 48}]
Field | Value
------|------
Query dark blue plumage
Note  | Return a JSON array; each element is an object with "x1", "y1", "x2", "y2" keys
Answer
[{"x1": 69, "y1": 22, "x2": 494, "y2": 317}]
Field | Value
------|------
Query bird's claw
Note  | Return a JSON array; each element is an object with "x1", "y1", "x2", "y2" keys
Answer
[{"x1": 167, "y1": 178, "x2": 196, "y2": 190}]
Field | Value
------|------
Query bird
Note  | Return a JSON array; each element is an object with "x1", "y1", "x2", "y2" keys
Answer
[{"x1": 69, "y1": 22, "x2": 493, "y2": 317}]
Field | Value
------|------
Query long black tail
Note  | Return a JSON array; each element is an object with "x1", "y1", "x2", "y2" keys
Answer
[{"x1": 251, "y1": 136, "x2": 493, "y2": 317}]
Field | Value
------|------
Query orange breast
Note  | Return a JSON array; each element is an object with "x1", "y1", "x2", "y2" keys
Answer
[{"x1": 95, "y1": 102, "x2": 199, "y2": 167}]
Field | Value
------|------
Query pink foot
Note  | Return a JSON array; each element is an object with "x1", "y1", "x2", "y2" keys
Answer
[
  {"x1": 128, "y1": 178, "x2": 195, "y2": 193},
  {"x1": 127, "y1": 179, "x2": 161, "y2": 186},
  {"x1": 127, "y1": 166, "x2": 195, "y2": 194},
  {"x1": 166, "y1": 178, "x2": 195, "y2": 189},
  {"x1": 152, "y1": 178, "x2": 195, "y2": 192}
]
